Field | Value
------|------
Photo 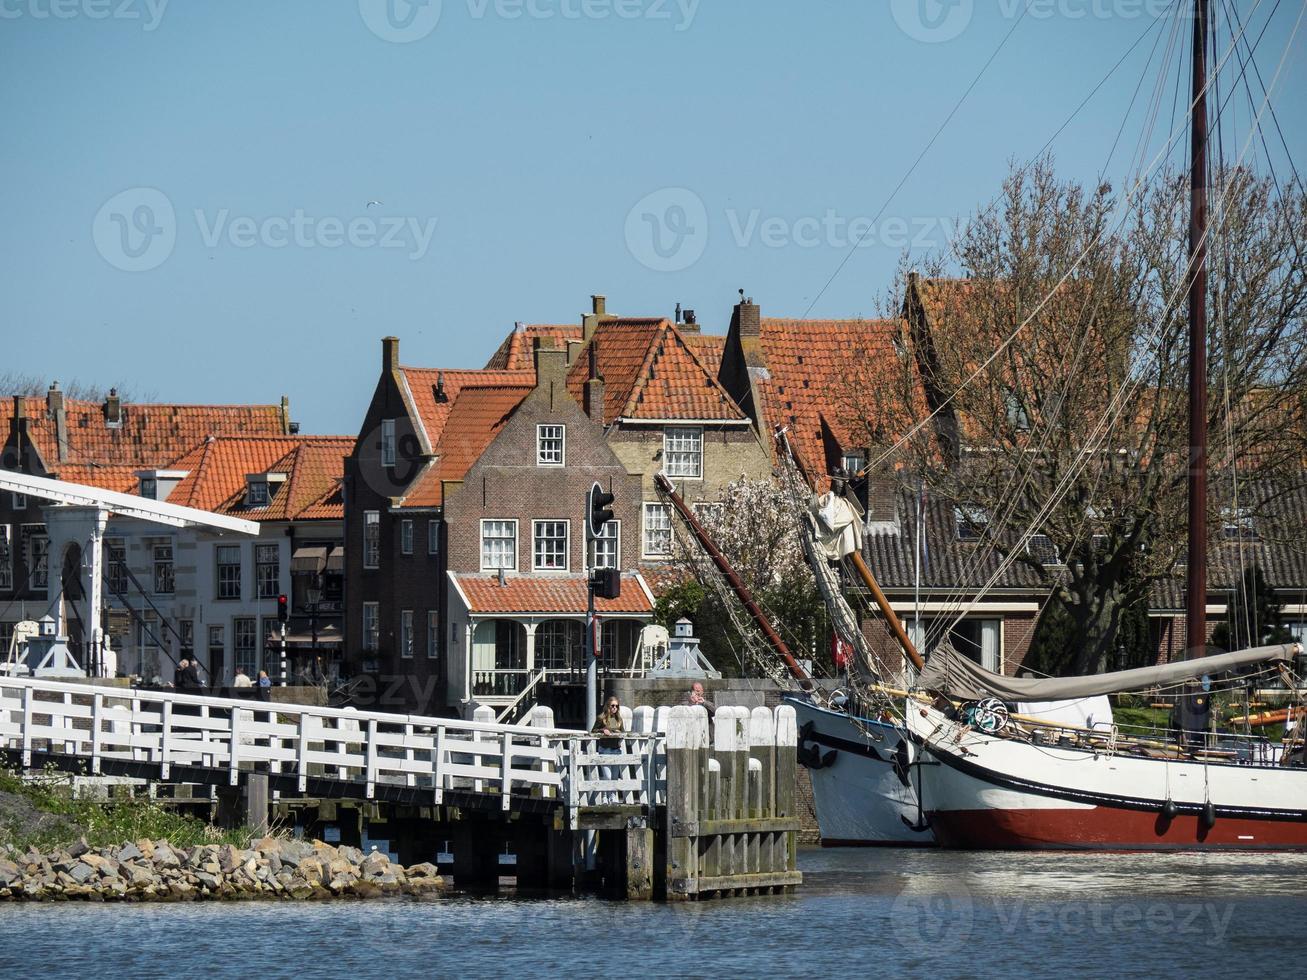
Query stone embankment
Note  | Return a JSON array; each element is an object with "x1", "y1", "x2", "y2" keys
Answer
[{"x1": 0, "y1": 837, "x2": 445, "y2": 901}]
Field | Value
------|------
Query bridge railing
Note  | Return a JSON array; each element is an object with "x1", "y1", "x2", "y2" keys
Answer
[{"x1": 0, "y1": 676, "x2": 672, "y2": 817}]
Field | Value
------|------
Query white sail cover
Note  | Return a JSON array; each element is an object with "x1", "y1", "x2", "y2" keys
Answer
[
  {"x1": 918, "y1": 643, "x2": 1301, "y2": 701},
  {"x1": 812, "y1": 492, "x2": 863, "y2": 560}
]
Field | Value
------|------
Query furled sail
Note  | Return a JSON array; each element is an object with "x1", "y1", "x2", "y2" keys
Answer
[
  {"x1": 918, "y1": 643, "x2": 1301, "y2": 701},
  {"x1": 799, "y1": 491, "x2": 880, "y2": 684}
]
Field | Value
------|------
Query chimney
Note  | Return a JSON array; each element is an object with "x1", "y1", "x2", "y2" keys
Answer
[
  {"x1": 534, "y1": 338, "x2": 568, "y2": 391},
  {"x1": 279, "y1": 394, "x2": 290, "y2": 434},
  {"x1": 47, "y1": 382, "x2": 69, "y2": 462},
  {"x1": 736, "y1": 292, "x2": 760, "y2": 338},
  {"x1": 584, "y1": 342, "x2": 605, "y2": 424},
  {"x1": 591, "y1": 295, "x2": 606, "y2": 317},
  {"x1": 103, "y1": 388, "x2": 123, "y2": 426},
  {"x1": 382, "y1": 336, "x2": 400, "y2": 374},
  {"x1": 435, "y1": 371, "x2": 448, "y2": 404},
  {"x1": 583, "y1": 293, "x2": 613, "y2": 343},
  {"x1": 566, "y1": 339, "x2": 583, "y2": 367},
  {"x1": 680, "y1": 309, "x2": 699, "y2": 334}
]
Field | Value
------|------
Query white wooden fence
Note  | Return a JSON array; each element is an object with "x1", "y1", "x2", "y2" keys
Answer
[{"x1": 0, "y1": 676, "x2": 672, "y2": 821}]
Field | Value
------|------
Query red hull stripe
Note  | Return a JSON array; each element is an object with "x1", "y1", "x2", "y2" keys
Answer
[{"x1": 929, "y1": 805, "x2": 1307, "y2": 850}]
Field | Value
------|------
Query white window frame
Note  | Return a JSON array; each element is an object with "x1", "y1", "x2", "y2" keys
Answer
[
  {"x1": 234, "y1": 618, "x2": 257, "y2": 677},
  {"x1": 588, "y1": 520, "x2": 621, "y2": 571},
  {"x1": 11, "y1": 493, "x2": 26, "y2": 511},
  {"x1": 427, "y1": 610, "x2": 439, "y2": 660},
  {"x1": 362, "y1": 602, "x2": 379, "y2": 652},
  {"x1": 663, "y1": 426, "x2": 703, "y2": 479},
  {"x1": 428, "y1": 520, "x2": 440, "y2": 556},
  {"x1": 536, "y1": 424, "x2": 566, "y2": 467},
  {"x1": 24, "y1": 527, "x2": 49, "y2": 590},
  {"x1": 381, "y1": 419, "x2": 396, "y2": 468},
  {"x1": 532, "y1": 519, "x2": 570, "y2": 572},
  {"x1": 363, "y1": 511, "x2": 380, "y2": 569},
  {"x1": 152, "y1": 541, "x2": 174, "y2": 595},
  {"x1": 255, "y1": 543, "x2": 280, "y2": 598},
  {"x1": 400, "y1": 609, "x2": 414, "y2": 660},
  {"x1": 0, "y1": 525, "x2": 11, "y2": 591},
  {"x1": 247, "y1": 480, "x2": 270, "y2": 508},
  {"x1": 216, "y1": 544, "x2": 242, "y2": 600},
  {"x1": 642, "y1": 503, "x2": 673, "y2": 558},
  {"x1": 105, "y1": 537, "x2": 127, "y2": 595},
  {"x1": 480, "y1": 519, "x2": 518, "y2": 572},
  {"x1": 401, "y1": 519, "x2": 414, "y2": 556}
]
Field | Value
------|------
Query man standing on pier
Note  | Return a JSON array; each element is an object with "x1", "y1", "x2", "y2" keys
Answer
[{"x1": 684, "y1": 681, "x2": 716, "y2": 716}]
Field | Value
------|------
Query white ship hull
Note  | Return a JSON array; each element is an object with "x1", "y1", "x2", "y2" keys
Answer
[
  {"x1": 786, "y1": 696, "x2": 935, "y2": 846},
  {"x1": 906, "y1": 702, "x2": 1307, "y2": 850}
]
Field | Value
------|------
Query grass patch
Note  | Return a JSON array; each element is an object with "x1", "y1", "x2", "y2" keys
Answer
[{"x1": 1, "y1": 763, "x2": 252, "y2": 853}]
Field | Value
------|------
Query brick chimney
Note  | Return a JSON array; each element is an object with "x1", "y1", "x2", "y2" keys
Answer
[
  {"x1": 46, "y1": 382, "x2": 69, "y2": 462},
  {"x1": 534, "y1": 338, "x2": 568, "y2": 392},
  {"x1": 382, "y1": 336, "x2": 400, "y2": 374},
  {"x1": 104, "y1": 388, "x2": 123, "y2": 427},
  {"x1": 736, "y1": 294, "x2": 760, "y2": 338},
  {"x1": 591, "y1": 294, "x2": 606, "y2": 317},
  {"x1": 583, "y1": 293, "x2": 613, "y2": 343},
  {"x1": 584, "y1": 342, "x2": 606, "y2": 424}
]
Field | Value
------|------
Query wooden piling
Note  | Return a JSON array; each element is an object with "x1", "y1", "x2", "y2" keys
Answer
[{"x1": 664, "y1": 706, "x2": 702, "y2": 901}]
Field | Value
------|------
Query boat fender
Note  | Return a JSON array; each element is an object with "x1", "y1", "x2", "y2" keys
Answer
[
  {"x1": 1201, "y1": 801, "x2": 1217, "y2": 829},
  {"x1": 1162, "y1": 798, "x2": 1178, "y2": 820}
]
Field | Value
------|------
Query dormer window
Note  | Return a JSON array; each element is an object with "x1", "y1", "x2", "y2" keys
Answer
[
  {"x1": 537, "y1": 424, "x2": 565, "y2": 466},
  {"x1": 246, "y1": 472, "x2": 286, "y2": 509},
  {"x1": 841, "y1": 451, "x2": 865, "y2": 477},
  {"x1": 381, "y1": 419, "x2": 396, "y2": 468},
  {"x1": 955, "y1": 504, "x2": 989, "y2": 542},
  {"x1": 139, "y1": 478, "x2": 157, "y2": 500}
]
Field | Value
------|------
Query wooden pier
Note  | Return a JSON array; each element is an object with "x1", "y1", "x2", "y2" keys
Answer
[{"x1": 0, "y1": 675, "x2": 800, "y2": 900}]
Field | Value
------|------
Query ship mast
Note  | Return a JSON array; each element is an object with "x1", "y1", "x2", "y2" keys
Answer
[{"x1": 1186, "y1": 0, "x2": 1210, "y2": 658}]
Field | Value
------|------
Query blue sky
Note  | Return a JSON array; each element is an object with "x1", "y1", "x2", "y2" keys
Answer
[{"x1": 2, "y1": 0, "x2": 1302, "y2": 435}]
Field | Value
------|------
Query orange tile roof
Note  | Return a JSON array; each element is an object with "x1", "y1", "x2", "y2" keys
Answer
[
  {"x1": 682, "y1": 332, "x2": 727, "y2": 377},
  {"x1": 401, "y1": 383, "x2": 534, "y2": 508},
  {"x1": 1, "y1": 393, "x2": 288, "y2": 476},
  {"x1": 453, "y1": 573, "x2": 654, "y2": 615},
  {"x1": 166, "y1": 435, "x2": 352, "y2": 520},
  {"x1": 755, "y1": 318, "x2": 917, "y2": 482},
  {"x1": 485, "y1": 324, "x2": 583, "y2": 371},
  {"x1": 565, "y1": 318, "x2": 745, "y2": 423},
  {"x1": 399, "y1": 367, "x2": 535, "y2": 452},
  {"x1": 49, "y1": 463, "x2": 142, "y2": 494}
]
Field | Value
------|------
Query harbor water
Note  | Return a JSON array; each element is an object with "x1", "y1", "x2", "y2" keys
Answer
[{"x1": 3, "y1": 847, "x2": 1303, "y2": 978}]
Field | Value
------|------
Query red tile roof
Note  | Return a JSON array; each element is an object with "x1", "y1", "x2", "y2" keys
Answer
[
  {"x1": 565, "y1": 319, "x2": 745, "y2": 423},
  {"x1": 755, "y1": 318, "x2": 918, "y2": 482},
  {"x1": 401, "y1": 383, "x2": 534, "y2": 508},
  {"x1": 452, "y1": 573, "x2": 654, "y2": 615},
  {"x1": 1, "y1": 393, "x2": 288, "y2": 483},
  {"x1": 682, "y1": 332, "x2": 726, "y2": 377},
  {"x1": 49, "y1": 464, "x2": 142, "y2": 494},
  {"x1": 166, "y1": 435, "x2": 352, "y2": 520},
  {"x1": 485, "y1": 324, "x2": 583, "y2": 371},
  {"x1": 398, "y1": 368, "x2": 534, "y2": 452}
]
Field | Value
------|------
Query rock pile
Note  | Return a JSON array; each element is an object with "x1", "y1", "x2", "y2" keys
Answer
[{"x1": 0, "y1": 837, "x2": 445, "y2": 902}]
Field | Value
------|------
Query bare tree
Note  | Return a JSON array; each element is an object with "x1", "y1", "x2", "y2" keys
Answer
[
  {"x1": 841, "y1": 160, "x2": 1307, "y2": 675},
  {"x1": 0, "y1": 372, "x2": 153, "y2": 403}
]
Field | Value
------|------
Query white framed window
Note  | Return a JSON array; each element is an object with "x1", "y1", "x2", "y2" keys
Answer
[
  {"x1": 105, "y1": 538, "x2": 127, "y2": 595},
  {"x1": 401, "y1": 519, "x2": 414, "y2": 555},
  {"x1": 247, "y1": 480, "x2": 270, "y2": 508},
  {"x1": 533, "y1": 520, "x2": 569, "y2": 571},
  {"x1": 234, "y1": 618, "x2": 257, "y2": 677},
  {"x1": 11, "y1": 493, "x2": 26, "y2": 510},
  {"x1": 363, "y1": 511, "x2": 380, "y2": 569},
  {"x1": 537, "y1": 424, "x2": 565, "y2": 466},
  {"x1": 428, "y1": 520, "x2": 440, "y2": 556},
  {"x1": 0, "y1": 526, "x2": 11, "y2": 591},
  {"x1": 427, "y1": 610, "x2": 439, "y2": 659},
  {"x1": 400, "y1": 609, "x2": 414, "y2": 659},
  {"x1": 381, "y1": 419, "x2": 396, "y2": 468},
  {"x1": 216, "y1": 545, "x2": 241, "y2": 600},
  {"x1": 255, "y1": 543, "x2": 280, "y2": 598},
  {"x1": 643, "y1": 503, "x2": 673, "y2": 558},
  {"x1": 362, "y1": 602, "x2": 379, "y2": 652},
  {"x1": 841, "y1": 451, "x2": 865, "y2": 476},
  {"x1": 664, "y1": 426, "x2": 703, "y2": 479},
  {"x1": 588, "y1": 521, "x2": 620, "y2": 571},
  {"x1": 23, "y1": 527, "x2": 48, "y2": 590},
  {"x1": 481, "y1": 520, "x2": 517, "y2": 571},
  {"x1": 152, "y1": 541, "x2": 174, "y2": 595}
]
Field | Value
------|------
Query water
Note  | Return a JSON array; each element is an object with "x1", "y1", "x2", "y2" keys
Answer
[{"x1": 3, "y1": 848, "x2": 1304, "y2": 978}]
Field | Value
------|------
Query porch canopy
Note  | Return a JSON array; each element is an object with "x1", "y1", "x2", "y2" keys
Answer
[{"x1": 450, "y1": 572, "x2": 655, "y2": 617}]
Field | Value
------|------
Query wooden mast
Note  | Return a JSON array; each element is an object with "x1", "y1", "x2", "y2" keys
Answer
[{"x1": 1187, "y1": 0, "x2": 1210, "y2": 657}]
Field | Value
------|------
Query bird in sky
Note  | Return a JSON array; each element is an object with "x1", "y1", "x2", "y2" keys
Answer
[{"x1": 366, "y1": 200, "x2": 383, "y2": 208}]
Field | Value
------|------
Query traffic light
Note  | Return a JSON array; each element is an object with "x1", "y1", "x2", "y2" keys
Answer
[
  {"x1": 587, "y1": 482, "x2": 615, "y2": 538},
  {"x1": 592, "y1": 568, "x2": 621, "y2": 601},
  {"x1": 277, "y1": 594, "x2": 289, "y2": 624}
]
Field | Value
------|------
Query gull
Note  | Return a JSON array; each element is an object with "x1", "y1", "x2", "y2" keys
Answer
[{"x1": 366, "y1": 200, "x2": 384, "y2": 208}]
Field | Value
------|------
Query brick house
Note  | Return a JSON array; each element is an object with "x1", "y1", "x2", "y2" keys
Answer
[{"x1": 0, "y1": 385, "x2": 291, "y2": 664}]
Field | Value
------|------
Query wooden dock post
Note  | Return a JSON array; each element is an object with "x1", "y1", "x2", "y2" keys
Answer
[
  {"x1": 244, "y1": 773, "x2": 269, "y2": 835},
  {"x1": 774, "y1": 704, "x2": 798, "y2": 889},
  {"x1": 664, "y1": 706, "x2": 703, "y2": 901}
]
